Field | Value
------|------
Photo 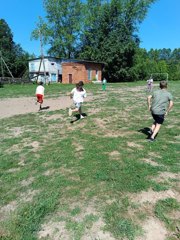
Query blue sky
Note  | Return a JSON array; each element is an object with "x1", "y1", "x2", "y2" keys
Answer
[{"x1": 0, "y1": 0, "x2": 180, "y2": 56}]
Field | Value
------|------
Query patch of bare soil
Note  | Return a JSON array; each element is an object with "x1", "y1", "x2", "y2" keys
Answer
[
  {"x1": 20, "y1": 189, "x2": 40, "y2": 203},
  {"x1": 0, "y1": 201, "x2": 17, "y2": 221},
  {"x1": 109, "y1": 150, "x2": 121, "y2": 157},
  {"x1": 136, "y1": 217, "x2": 168, "y2": 240},
  {"x1": 141, "y1": 158, "x2": 162, "y2": 167},
  {"x1": 127, "y1": 141, "x2": 144, "y2": 149},
  {"x1": 152, "y1": 172, "x2": 180, "y2": 183},
  {"x1": 72, "y1": 141, "x2": 84, "y2": 152},
  {"x1": 130, "y1": 189, "x2": 180, "y2": 205},
  {"x1": 38, "y1": 198, "x2": 115, "y2": 240},
  {"x1": 21, "y1": 177, "x2": 35, "y2": 187},
  {"x1": 38, "y1": 221, "x2": 71, "y2": 240},
  {"x1": 81, "y1": 218, "x2": 115, "y2": 240},
  {"x1": 0, "y1": 95, "x2": 93, "y2": 119}
]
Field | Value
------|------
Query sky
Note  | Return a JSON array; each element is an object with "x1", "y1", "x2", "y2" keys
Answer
[{"x1": 0, "y1": 0, "x2": 180, "y2": 57}]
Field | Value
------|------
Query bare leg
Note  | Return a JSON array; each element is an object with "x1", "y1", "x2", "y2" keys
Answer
[
  {"x1": 72, "y1": 108, "x2": 79, "y2": 113},
  {"x1": 39, "y1": 104, "x2": 42, "y2": 111},
  {"x1": 151, "y1": 123, "x2": 161, "y2": 139},
  {"x1": 79, "y1": 107, "x2": 84, "y2": 119},
  {"x1": 151, "y1": 123, "x2": 156, "y2": 132}
]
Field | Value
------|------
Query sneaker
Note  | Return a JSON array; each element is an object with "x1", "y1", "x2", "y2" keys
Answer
[
  {"x1": 80, "y1": 115, "x2": 84, "y2": 119},
  {"x1": 148, "y1": 138, "x2": 155, "y2": 142},
  {"x1": 68, "y1": 108, "x2": 72, "y2": 117}
]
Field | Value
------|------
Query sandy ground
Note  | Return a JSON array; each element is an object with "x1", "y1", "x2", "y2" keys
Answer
[{"x1": 0, "y1": 95, "x2": 93, "y2": 119}]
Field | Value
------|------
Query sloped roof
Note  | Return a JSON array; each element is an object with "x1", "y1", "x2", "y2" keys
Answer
[{"x1": 28, "y1": 56, "x2": 104, "y2": 65}]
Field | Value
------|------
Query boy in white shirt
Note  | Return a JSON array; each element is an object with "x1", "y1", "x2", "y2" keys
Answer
[
  {"x1": 35, "y1": 81, "x2": 45, "y2": 111},
  {"x1": 69, "y1": 81, "x2": 87, "y2": 119},
  {"x1": 147, "y1": 78, "x2": 153, "y2": 92}
]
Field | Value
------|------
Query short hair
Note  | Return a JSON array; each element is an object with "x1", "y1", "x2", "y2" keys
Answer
[
  {"x1": 78, "y1": 81, "x2": 84, "y2": 86},
  {"x1": 160, "y1": 81, "x2": 167, "y2": 89}
]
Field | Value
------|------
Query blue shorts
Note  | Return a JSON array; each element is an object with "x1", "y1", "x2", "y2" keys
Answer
[{"x1": 152, "y1": 113, "x2": 165, "y2": 124}]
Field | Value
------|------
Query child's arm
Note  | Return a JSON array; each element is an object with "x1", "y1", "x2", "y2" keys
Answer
[
  {"x1": 68, "y1": 89, "x2": 74, "y2": 98},
  {"x1": 83, "y1": 89, "x2": 87, "y2": 98},
  {"x1": 147, "y1": 95, "x2": 152, "y2": 111}
]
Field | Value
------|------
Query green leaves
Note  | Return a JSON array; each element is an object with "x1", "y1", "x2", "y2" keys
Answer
[{"x1": 0, "y1": 19, "x2": 30, "y2": 78}]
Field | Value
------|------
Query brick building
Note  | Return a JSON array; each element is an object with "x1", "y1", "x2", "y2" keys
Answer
[
  {"x1": 28, "y1": 57, "x2": 103, "y2": 84},
  {"x1": 62, "y1": 60, "x2": 103, "y2": 84}
]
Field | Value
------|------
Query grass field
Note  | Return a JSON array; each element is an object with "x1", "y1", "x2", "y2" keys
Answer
[{"x1": 0, "y1": 81, "x2": 179, "y2": 240}]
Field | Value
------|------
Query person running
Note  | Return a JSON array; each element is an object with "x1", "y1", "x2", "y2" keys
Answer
[
  {"x1": 69, "y1": 81, "x2": 87, "y2": 119},
  {"x1": 35, "y1": 81, "x2": 45, "y2": 111},
  {"x1": 147, "y1": 80, "x2": 173, "y2": 142},
  {"x1": 147, "y1": 77, "x2": 153, "y2": 92}
]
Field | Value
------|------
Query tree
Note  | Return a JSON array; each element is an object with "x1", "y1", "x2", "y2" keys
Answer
[
  {"x1": 32, "y1": 0, "x2": 157, "y2": 82},
  {"x1": 0, "y1": 19, "x2": 30, "y2": 78},
  {"x1": 79, "y1": 0, "x2": 156, "y2": 81},
  {"x1": 32, "y1": 0, "x2": 83, "y2": 58}
]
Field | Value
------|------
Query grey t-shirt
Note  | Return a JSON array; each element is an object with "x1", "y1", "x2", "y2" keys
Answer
[{"x1": 151, "y1": 89, "x2": 173, "y2": 115}]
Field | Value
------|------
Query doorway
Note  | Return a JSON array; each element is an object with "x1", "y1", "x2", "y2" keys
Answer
[{"x1": 68, "y1": 74, "x2": 72, "y2": 83}]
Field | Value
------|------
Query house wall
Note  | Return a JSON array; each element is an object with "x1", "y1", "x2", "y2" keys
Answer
[
  {"x1": 29, "y1": 58, "x2": 62, "y2": 82},
  {"x1": 62, "y1": 62, "x2": 102, "y2": 84}
]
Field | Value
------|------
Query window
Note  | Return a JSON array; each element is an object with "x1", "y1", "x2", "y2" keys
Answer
[
  {"x1": 30, "y1": 63, "x2": 35, "y2": 71},
  {"x1": 88, "y1": 69, "x2": 92, "y2": 80}
]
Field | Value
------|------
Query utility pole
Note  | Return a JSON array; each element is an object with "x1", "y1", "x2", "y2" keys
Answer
[
  {"x1": 0, "y1": 50, "x2": 14, "y2": 78},
  {"x1": 39, "y1": 30, "x2": 47, "y2": 84},
  {"x1": 0, "y1": 51, "x2": 4, "y2": 78}
]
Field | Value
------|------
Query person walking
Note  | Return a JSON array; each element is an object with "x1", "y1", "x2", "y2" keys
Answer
[
  {"x1": 35, "y1": 81, "x2": 45, "y2": 111},
  {"x1": 147, "y1": 81, "x2": 173, "y2": 142},
  {"x1": 102, "y1": 78, "x2": 107, "y2": 91}
]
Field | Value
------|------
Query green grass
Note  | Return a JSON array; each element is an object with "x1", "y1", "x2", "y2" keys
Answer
[
  {"x1": 155, "y1": 198, "x2": 180, "y2": 239},
  {"x1": 0, "y1": 81, "x2": 179, "y2": 240}
]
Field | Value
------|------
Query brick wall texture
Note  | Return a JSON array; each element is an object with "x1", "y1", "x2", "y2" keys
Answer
[{"x1": 62, "y1": 62, "x2": 102, "y2": 84}]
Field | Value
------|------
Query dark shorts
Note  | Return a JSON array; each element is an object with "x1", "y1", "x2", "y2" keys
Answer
[{"x1": 152, "y1": 113, "x2": 165, "y2": 124}]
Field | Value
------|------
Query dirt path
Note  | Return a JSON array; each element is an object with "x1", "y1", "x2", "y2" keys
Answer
[{"x1": 0, "y1": 95, "x2": 93, "y2": 119}]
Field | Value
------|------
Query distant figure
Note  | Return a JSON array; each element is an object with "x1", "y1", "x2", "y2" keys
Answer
[
  {"x1": 35, "y1": 81, "x2": 45, "y2": 111},
  {"x1": 147, "y1": 77, "x2": 153, "y2": 92},
  {"x1": 68, "y1": 81, "x2": 87, "y2": 119},
  {"x1": 102, "y1": 78, "x2": 107, "y2": 91},
  {"x1": 147, "y1": 81, "x2": 173, "y2": 142}
]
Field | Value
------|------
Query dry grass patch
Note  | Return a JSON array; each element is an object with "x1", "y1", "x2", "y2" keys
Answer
[
  {"x1": 151, "y1": 172, "x2": 180, "y2": 183},
  {"x1": 136, "y1": 217, "x2": 168, "y2": 240},
  {"x1": 127, "y1": 142, "x2": 144, "y2": 149},
  {"x1": 20, "y1": 189, "x2": 40, "y2": 203},
  {"x1": 38, "y1": 220, "x2": 71, "y2": 240},
  {"x1": 130, "y1": 189, "x2": 179, "y2": 205},
  {"x1": 0, "y1": 201, "x2": 17, "y2": 221},
  {"x1": 81, "y1": 218, "x2": 115, "y2": 240},
  {"x1": 141, "y1": 158, "x2": 162, "y2": 167},
  {"x1": 21, "y1": 177, "x2": 35, "y2": 187}
]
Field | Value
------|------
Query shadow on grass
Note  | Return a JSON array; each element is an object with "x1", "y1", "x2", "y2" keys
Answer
[
  {"x1": 138, "y1": 127, "x2": 151, "y2": 139},
  {"x1": 70, "y1": 113, "x2": 87, "y2": 123}
]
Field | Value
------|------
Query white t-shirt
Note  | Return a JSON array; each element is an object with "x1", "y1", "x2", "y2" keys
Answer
[
  {"x1": 36, "y1": 85, "x2": 45, "y2": 95},
  {"x1": 71, "y1": 87, "x2": 87, "y2": 103},
  {"x1": 147, "y1": 78, "x2": 153, "y2": 84}
]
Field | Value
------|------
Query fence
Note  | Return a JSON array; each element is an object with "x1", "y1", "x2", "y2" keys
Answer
[{"x1": 0, "y1": 77, "x2": 32, "y2": 85}]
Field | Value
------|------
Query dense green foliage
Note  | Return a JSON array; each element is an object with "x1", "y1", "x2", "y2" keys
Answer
[
  {"x1": 33, "y1": 0, "x2": 157, "y2": 82},
  {"x1": 134, "y1": 48, "x2": 180, "y2": 81},
  {"x1": 0, "y1": 19, "x2": 30, "y2": 78}
]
